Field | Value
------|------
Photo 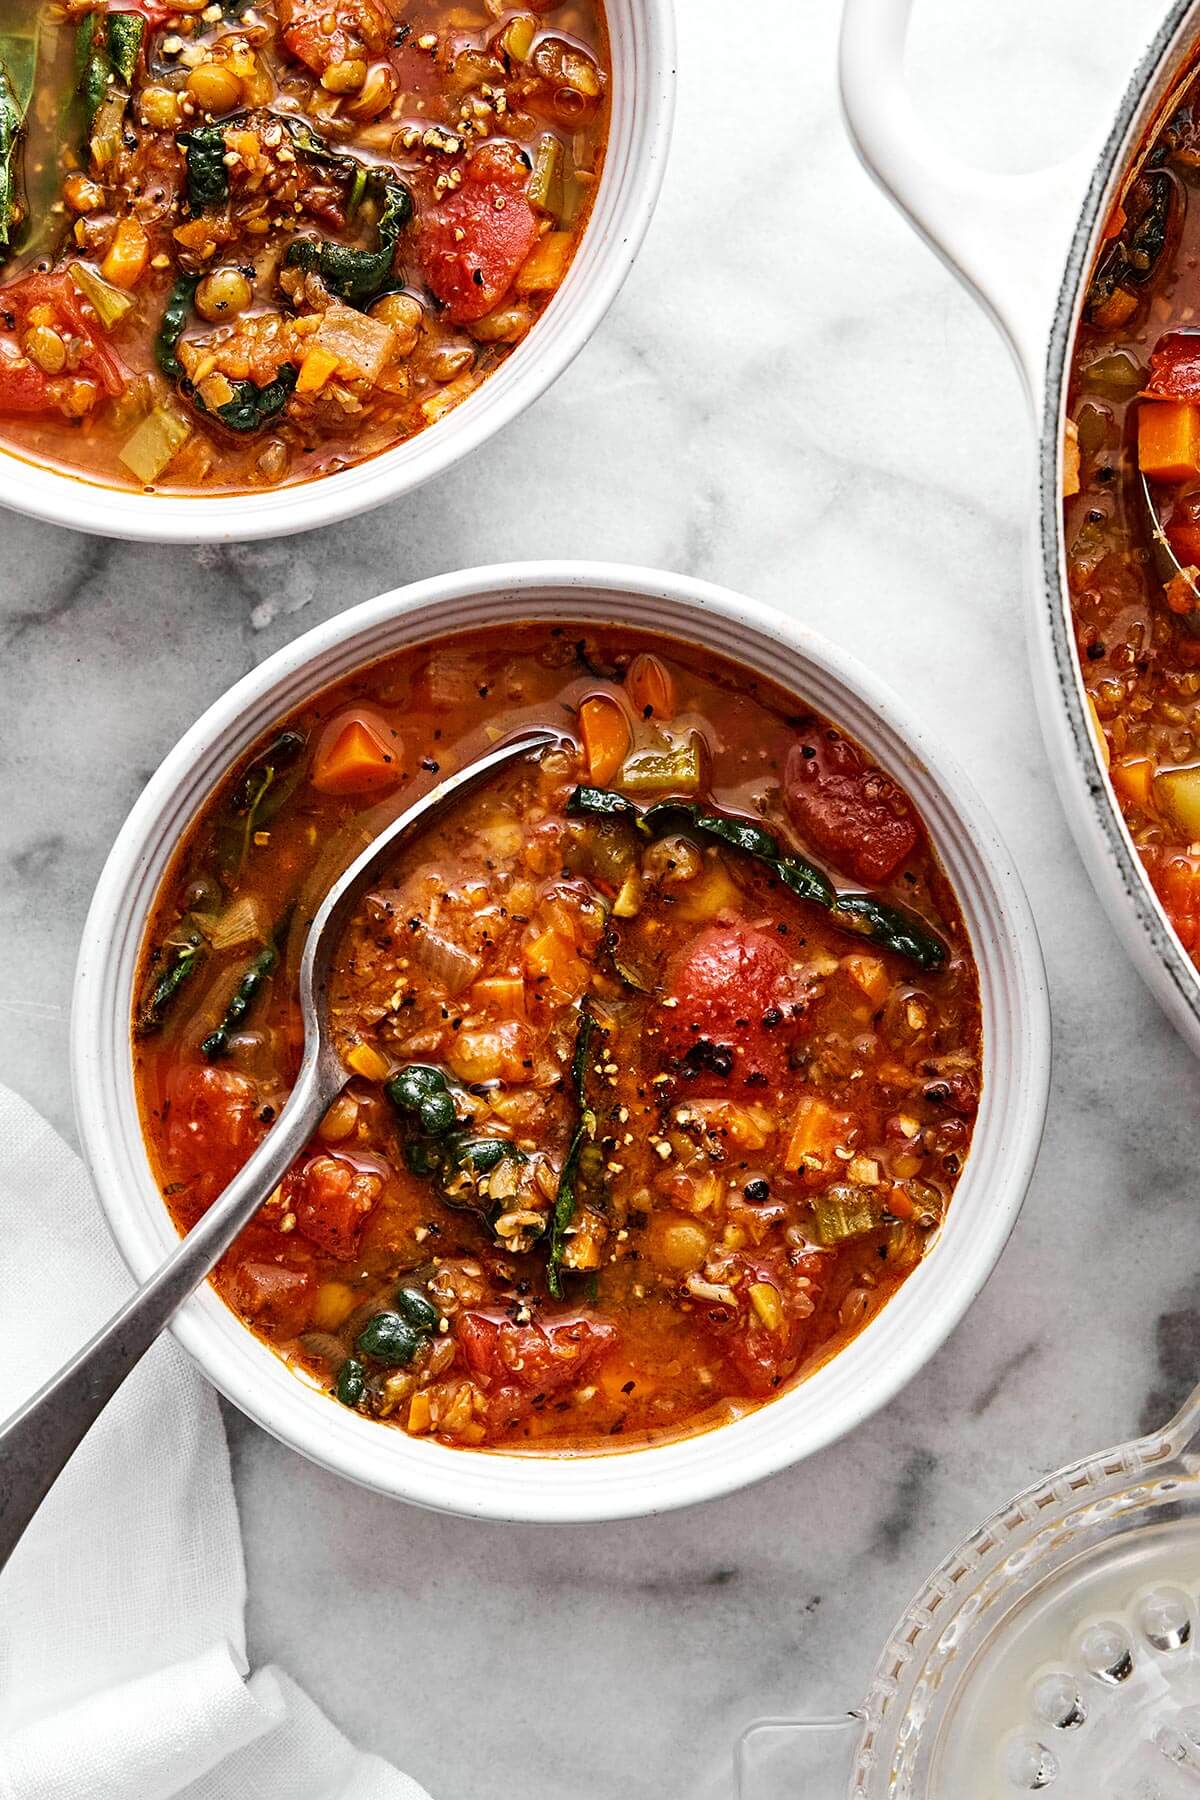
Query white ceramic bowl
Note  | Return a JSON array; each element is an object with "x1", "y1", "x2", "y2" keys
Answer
[
  {"x1": 3, "y1": 2, "x2": 674, "y2": 545},
  {"x1": 71, "y1": 563, "x2": 1050, "y2": 1521},
  {"x1": 840, "y1": 0, "x2": 1200, "y2": 1058}
]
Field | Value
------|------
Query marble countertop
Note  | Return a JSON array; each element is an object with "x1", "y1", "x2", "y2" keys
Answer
[{"x1": 0, "y1": 2, "x2": 1194, "y2": 1794}]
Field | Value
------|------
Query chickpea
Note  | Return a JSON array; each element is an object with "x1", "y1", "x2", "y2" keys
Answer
[
  {"x1": 369, "y1": 291, "x2": 423, "y2": 356},
  {"x1": 24, "y1": 325, "x2": 67, "y2": 375},
  {"x1": 186, "y1": 60, "x2": 243, "y2": 114},
  {"x1": 426, "y1": 341, "x2": 474, "y2": 383},
  {"x1": 195, "y1": 266, "x2": 253, "y2": 321},
  {"x1": 470, "y1": 302, "x2": 533, "y2": 345},
  {"x1": 312, "y1": 1281, "x2": 357, "y2": 1330},
  {"x1": 139, "y1": 84, "x2": 183, "y2": 130},
  {"x1": 321, "y1": 56, "x2": 368, "y2": 93},
  {"x1": 643, "y1": 834, "x2": 703, "y2": 885},
  {"x1": 659, "y1": 1219, "x2": 710, "y2": 1273}
]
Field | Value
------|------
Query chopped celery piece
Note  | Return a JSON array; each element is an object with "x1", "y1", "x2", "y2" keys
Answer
[
  {"x1": 811, "y1": 1184, "x2": 881, "y2": 1246},
  {"x1": 618, "y1": 735, "x2": 703, "y2": 795},
  {"x1": 1155, "y1": 763, "x2": 1200, "y2": 837},
  {"x1": 119, "y1": 404, "x2": 191, "y2": 484},
  {"x1": 528, "y1": 133, "x2": 562, "y2": 216},
  {"x1": 1080, "y1": 350, "x2": 1144, "y2": 399},
  {"x1": 89, "y1": 91, "x2": 125, "y2": 169},
  {"x1": 70, "y1": 261, "x2": 134, "y2": 330}
]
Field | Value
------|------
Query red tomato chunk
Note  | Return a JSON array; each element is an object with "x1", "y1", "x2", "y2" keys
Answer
[
  {"x1": 458, "y1": 1311, "x2": 617, "y2": 1396},
  {"x1": 285, "y1": 1153, "x2": 382, "y2": 1259},
  {"x1": 420, "y1": 144, "x2": 539, "y2": 324},
  {"x1": 657, "y1": 922, "x2": 800, "y2": 1096},
  {"x1": 785, "y1": 732, "x2": 919, "y2": 886}
]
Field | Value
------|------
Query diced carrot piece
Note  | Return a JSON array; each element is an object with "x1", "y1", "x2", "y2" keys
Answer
[
  {"x1": 842, "y1": 954, "x2": 890, "y2": 1008},
  {"x1": 345, "y1": 1041, "x2": 391, "y2": 1082},
  {"x1": 471, "y1": 973, "x2": 527, "y2": 1018},
  {"x1": 1062, "y1": 418, "x2": 1080, "y2": 498},
  {"x1": 1138, "y1": 400, "x2": 1200, "y2": 482},
  {"x1": 523, "y1": 927, "x2": 587, "y2": 1000},
  {"x1": 1111, "y1": 755, "x2": 1153, "y2": 810},
  {"x1": 579, "y1": 694, "x2": 630, "y2": 784},
  {"x1": 515, "y1": 230, "x2": 572, "y2": 295},
  {"x1": 524, "y1": 927, "x2": 570, "y2": 977},
  {"x1": 173, "y1": 218, "x2": 221, "y2": 252},
  {"x1": 885, "y1": 1186, "x2": 920, "y2": 1222},
  {"x1": 295, "y1": 344, "x2": 340, "y2": 394},
  {"x1": 311, "y1": 715, "x2": 402, "y2": 795},
  {"x1": 1091, "y1": 286, "x2": 1138, "y2": 330},
  {"x1": 101, "y1": 216, "x2": 149, "y2": 290},
  {"x1": 783, "y1": 1096, "x2": 851, "y2": 1174},
  {"x1": 407, "y1": 1391, "x2": 433, "y2": 1433}
]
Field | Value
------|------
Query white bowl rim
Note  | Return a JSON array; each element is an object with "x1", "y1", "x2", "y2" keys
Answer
[
  {"x1": 0, "y1": 0, "x2": 676, "y2": 545},
  {"x1": 71, "y1": 561, "x2": 1051, "y2": 1521}
]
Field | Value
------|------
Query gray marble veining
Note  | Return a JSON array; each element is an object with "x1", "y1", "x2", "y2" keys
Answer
[{"x1": 1, "y1": 2, "x2": 1196, "y2": 1795}]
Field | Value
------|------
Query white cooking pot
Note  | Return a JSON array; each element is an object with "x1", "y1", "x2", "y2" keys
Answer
[
  {"x1": 71, "y1": 562, "x2": 1049, "y2": 1521},
  {"x1": 839, "y1": 0, "x2": 1200, "y2": 1054},
  {"x1": 1, "y1": 0, "x2": 675, "y2": 544}
]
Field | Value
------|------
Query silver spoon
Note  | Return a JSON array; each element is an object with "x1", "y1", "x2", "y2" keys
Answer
[{"x1": 0, "y1": 723, "x2": 566, "y2": 1574}]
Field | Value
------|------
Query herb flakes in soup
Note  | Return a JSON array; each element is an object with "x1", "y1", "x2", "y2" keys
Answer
[
  {"x1": 133, "y1": 626, "x2": 983, "y2": 1453},
  {"x1": 0, "y1": 0, "x2": 608, "y2": 492}
]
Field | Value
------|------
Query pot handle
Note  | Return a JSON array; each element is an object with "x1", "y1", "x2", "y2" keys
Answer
[
  {"x1": 735, "y1": 1712, "x2": 861, "y2": 1798},
  {"x1": 838, "y1": 0, "x2": 1101, "y2": 409}
]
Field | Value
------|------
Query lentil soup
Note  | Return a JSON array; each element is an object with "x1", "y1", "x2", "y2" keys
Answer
[
  {"x1": 0, "y1": 0, "x2": 608, "y2": 492},
  {"x1": 134, "y1": 626, "x2": 983, "y2": 1453},
  {"x1": 1063, "y1": 52, "x2": 1200, "y2": 966}
]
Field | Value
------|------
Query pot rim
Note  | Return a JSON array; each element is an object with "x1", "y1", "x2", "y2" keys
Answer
[
  {"x1": 0, "y1": 0, "x2": 676, "y2": 544},
  {"x1": 1040, "y1": 0, "x2": 1200, "y2": 1034},
  {"x1": 71, "y1": 560, "x2": 1050, "y2": 1520}
]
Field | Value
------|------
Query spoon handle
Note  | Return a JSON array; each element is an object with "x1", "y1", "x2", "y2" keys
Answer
[{"x1": 0, "y1": 1057, "x2": 338, "y2": 1577}]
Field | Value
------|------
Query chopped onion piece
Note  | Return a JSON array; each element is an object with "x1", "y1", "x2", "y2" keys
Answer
[
  {"x1": 411, "y1": 926, "x2": 482, "y2": 996},
  {"x1": 207, "y1": 893, "x2": 269, "y2": 952}
]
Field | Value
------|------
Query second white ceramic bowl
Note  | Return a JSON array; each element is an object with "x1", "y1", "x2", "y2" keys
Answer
[
  {"x1": 71, "y1": 563, "x2": 1050, "y2": 1521},
  {"x1": 1, "y1": 0, "x2": 675, "y2": 544}
]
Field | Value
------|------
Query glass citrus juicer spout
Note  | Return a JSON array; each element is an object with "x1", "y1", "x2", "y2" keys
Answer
[{"x1": 737, "y1": 1385, "x2": 1200, "y2": 1798}]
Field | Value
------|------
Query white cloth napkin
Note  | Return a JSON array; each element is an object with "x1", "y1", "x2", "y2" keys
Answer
[{"x1": 0, "y1": 1083, "x2": 432, "y2": 1800}]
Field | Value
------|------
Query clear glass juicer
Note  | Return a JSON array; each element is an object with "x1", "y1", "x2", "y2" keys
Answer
[{"x1": 737, "y1": 1390, "x2": 1200, "y2": 1798}]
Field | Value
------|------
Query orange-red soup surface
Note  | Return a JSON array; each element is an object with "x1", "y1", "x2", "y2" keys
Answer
[
  {"x1": 134, "y1": 627, "x2": 983, "y2": 1452},
  {"x1": 0, "y1": 0, "x2": 607, "y2": 491}
]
